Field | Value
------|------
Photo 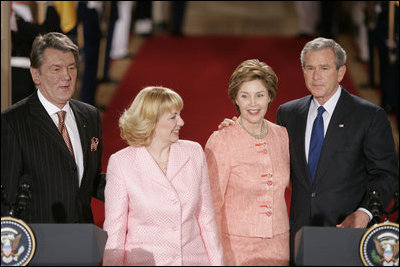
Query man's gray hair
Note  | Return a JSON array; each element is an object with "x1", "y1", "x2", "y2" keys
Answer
[{"x1": 300, "y1": 37, "x2": 347, "y2": 69}]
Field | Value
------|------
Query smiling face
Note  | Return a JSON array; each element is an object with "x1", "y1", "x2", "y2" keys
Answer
[
  {"x1": 153, "y1": 109, "x2": 184, "y2": 145},
  {"x1": 235, "y1": 79, "x2": 270, "y2": 130},
  {"x1": 303, "y1": 48, "x2": 346, "y2": 105},
  {"x1": 30, "y1": 48, "x2": 77, "y2": 109}
]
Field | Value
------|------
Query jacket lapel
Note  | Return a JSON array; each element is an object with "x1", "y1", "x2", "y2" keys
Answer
[
  {"x1": 167, "y1": 142, "x2": 189, "y2": 182},
  {"x1": 139, "y1": 147, "x2": 173, "y2": 189},
  {"x1": 29, "y1": 94, "x2": 73, "y2": 158},
  {"x1": 313, "y1": 89, "x2": 354, "y2": 186},
  {"x1": 70, "y1": 101, "x2": 90, "y2": 173},
  {"x1": 139, "y1": 142, "x2": 190, "y2": 189},
  {"x1": 294, "y1": 97, "x2": 314, "y2": 187}
]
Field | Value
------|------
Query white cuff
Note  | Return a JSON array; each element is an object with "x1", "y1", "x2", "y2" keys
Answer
[{"x1": 357, "y1": 208, "x2": 373, "y2": 221}]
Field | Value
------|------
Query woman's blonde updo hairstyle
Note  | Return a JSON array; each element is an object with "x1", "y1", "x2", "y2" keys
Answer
[{"x1": 119, "y1": 86, "x2": 183, "y2": 146}]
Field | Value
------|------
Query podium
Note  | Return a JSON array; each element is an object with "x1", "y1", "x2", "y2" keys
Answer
[
  {"x1": 295, "y1": 226, "x2": 366, "y2": 266},
  {"x1": 29, "y1": 224, "x2": 107, "y2": 266}
]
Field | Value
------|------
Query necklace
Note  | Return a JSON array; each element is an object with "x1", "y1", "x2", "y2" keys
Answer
[
  {"x1": 155, "y1": 159, "x2": 168, "y2": 164},
  {"x1": 145, "y1": 147, "x2": 169, "y2": 174},
  {"x1": 238, "y1": 117, "x2": 268, "y2": 139},
  {"x1": 156, "y1": 156, "x2": 169, "y2": 173}
]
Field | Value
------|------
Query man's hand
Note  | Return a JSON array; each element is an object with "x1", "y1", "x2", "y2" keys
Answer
[
  {"x1": 336, "y1": 210, "x2": 370, "y2": 228},
  {"x1": 218, "y1": 116, "x2": 238, "y2": 130}
]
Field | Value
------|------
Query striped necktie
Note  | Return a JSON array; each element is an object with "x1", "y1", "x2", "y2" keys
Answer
[{"x1": 57, "y1": 111, "x2": 75, "y2": 157}]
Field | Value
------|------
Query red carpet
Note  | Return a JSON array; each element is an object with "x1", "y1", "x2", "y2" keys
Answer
[{"x1": 92, "y1": 35, "x2": 359, "y2": 227}]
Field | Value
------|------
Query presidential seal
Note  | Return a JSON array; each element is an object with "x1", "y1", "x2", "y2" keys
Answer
[
  {"x1": 360, "y1": 221, "x2": 399, "y2": 266},
  {"x1": 1, "y1": 217, "x2": 36, "y2": 266}
]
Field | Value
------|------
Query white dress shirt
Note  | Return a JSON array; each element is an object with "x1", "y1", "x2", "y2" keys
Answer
[
  {"x1": 305, "y1": 85, "x2": 341, "y2": 162},
  {"x1": 37, "y1": 90, "x2": 84, "y2": 186}
]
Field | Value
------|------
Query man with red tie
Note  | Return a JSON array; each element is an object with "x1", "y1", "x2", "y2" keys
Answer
[{"x1": 1, "y1": 32, "x2": 104, "y2": 223}]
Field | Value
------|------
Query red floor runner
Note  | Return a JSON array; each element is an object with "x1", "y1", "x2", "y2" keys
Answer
[{"x1": 92, "y1": 35, "x2": 359, "y2": 227}]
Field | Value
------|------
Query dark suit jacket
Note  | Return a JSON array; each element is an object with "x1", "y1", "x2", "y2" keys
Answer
[
  {"x1": 1, "y1": 92, "x2": 103, "y2": 223},
  {"x1": 276, "y1": 88, "x2": 398, "y2": 256}
]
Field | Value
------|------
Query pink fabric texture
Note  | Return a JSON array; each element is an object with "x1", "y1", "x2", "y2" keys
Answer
[
  {"x1": 103, "y1": 140, "x2": 224, "y2": 266},
  {"x1": 221, "y1": 231, "x2": 289, "y2": 266},
  {"x1": 205, "y1": 120, "x2": 290, "y2": 265}
]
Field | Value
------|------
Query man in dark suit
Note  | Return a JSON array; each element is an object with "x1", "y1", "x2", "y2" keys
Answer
[
  {"x1": 1, "y1": 32, "x2": 104, "y2": 223},
  {"x1": 276, "y1": 37, "x2": 398, "y2": 263}
]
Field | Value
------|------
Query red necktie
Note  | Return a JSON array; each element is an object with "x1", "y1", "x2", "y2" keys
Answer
[{"x1": 57, "y1": 111, "x2": 75, "y2": 157}]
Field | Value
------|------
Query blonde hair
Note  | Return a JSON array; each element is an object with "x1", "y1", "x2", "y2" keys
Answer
[
  {"x1": 119, "y1": 86, "x2": 184, "y2": 146},
  {"x1": 228, "y1": 59, "x2": 278, "y2": 113}
]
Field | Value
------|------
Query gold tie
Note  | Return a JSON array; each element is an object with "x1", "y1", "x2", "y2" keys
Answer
[{"x1": 57, "y1": 111, "x2": 74, "y2": 157}]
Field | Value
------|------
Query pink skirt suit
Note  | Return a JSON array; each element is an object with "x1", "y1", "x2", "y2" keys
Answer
[
  {"x1": 205, "y1": 120, "x2": 290, "y2": 266},
  {"x1": 103, "y1": 140, "x2": 224, "y2": 266}
]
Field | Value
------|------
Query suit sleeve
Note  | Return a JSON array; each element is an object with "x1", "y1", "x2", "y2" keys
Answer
[
  {"x1": 102, "y1": 155, "x2": 129, "y2": 266},
  {"x1": 1, "y1": 116, "x2": 23, "y2": 216},
  {"x1": 204, "y1": 131, "x2": 231, "y2": 240},
  {"x1": 276, "y1": 105, "x2": 287, "y2": 127},
  {"x1": 362, "y1": 108, "x2": 398, "y2": 210},
  {"x1": 196, "y1": 144, "x2": 224, "y2": 265}
]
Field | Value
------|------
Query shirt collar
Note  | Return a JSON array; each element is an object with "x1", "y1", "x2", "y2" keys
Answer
[
  {"x1": 37, "y1": 89, "x2": 72, "y2": 116},
  {"x1": 311, "y1": 85, "x2": 342, "y2": 115}
]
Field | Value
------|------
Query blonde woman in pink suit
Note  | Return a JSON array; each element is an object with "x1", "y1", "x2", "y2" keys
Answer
[
  {"x1": 102, "y1": 86, "x2": 224, "y2": 266},
  {"x1": 205, "y1": 59, "x2": 290, "y2": 265}
]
